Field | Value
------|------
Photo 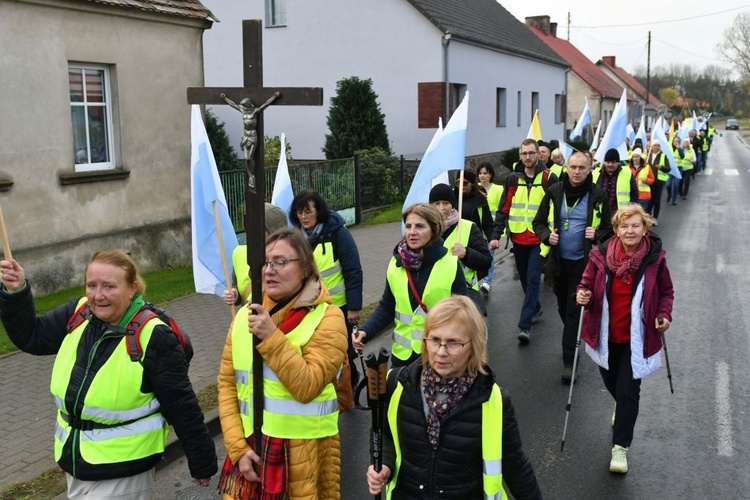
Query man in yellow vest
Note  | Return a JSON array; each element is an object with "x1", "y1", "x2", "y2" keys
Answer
[
  {"x1": 592, "y1": 148, "x2": 637, "y2": 214},
  {"x1": 533, "y1": 152, "x2": 612, "y2": 382},
  {"x1": 489, "y1": 139, "x2": 558, "y2": 344},
  {"x1": 223, "y1": 203, "x2": 289, "y2": 305},
  {"x1": 646, "y1": 141, "x2": 671, "y2": 226}
]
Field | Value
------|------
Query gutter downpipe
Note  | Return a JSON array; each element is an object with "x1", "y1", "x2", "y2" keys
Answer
[{"x1": 443, "y1": 31, "x2": 451, "y2": 121}]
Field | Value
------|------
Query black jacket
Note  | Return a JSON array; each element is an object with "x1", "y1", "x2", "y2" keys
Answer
[
  {"x1": 442, "y1": 221, "x2": 491, "y2": 281},
  {"x1": 382, "y1": 360, "x2": 543, "y2": 499},
  {"x1": 453, "y1": 189, "x2": 493, "y2": 240},
  {"x1": 307, "y1": 211, "x2": 364, "y2": 311},
  {"x1": 0, "y1": 284, "x2": 217, "y2": 481}
]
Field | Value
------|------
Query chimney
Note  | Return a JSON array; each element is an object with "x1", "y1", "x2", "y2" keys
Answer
[
  {"x1": 525, "y1": 15, "x2": 552, "y2": 36},
  {"x1": 602, "y1": 56, "x2": 616, "y2": 67},
  {"x1": 550, "y1": 22, "x2": 557, "y2": 37}
]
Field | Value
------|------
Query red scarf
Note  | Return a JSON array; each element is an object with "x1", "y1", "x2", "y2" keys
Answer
[
  {"x1": 218, "y1": 308, "x2": 310, "y2": 499},
  {"x1": 606, "y1": 236, "x2": 650, "y2": 284}
]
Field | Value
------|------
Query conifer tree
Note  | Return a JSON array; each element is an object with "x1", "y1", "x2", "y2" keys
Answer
[{"x1": 205, "y1": 109, "x2": 239, "y2": 171}]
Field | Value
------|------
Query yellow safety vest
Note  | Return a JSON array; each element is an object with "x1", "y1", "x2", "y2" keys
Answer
[
  {"x1": 507, "y1": 171, "x2": 548, "y2": 235},
  {"x1": 676, "y1": 148, "x2": 694, "y2": 171},
  {"x1": 650, "y1": 153, "x2": 670, "y2": 182},
  {"x1": 386, "y1": 254, "x2": 457, "y2": 361},
  {"x1": 314, "y1": 241, "x2": 346, "y2": 307},
  {"x1": 232, "y1": 246, "x2": 251, "y2": 303},
  {"x1": 385, "y1": 378, "x2": 506, "y2": 499},
  {"x1": 634, "y1": 166, "x2": 651, "y2": 198},
  {"x1": 232, "y1": 302, "x2": 339, "y2": 439},
  {"x1": 51, "y1": 299, "x2": 168, "y2": 467},
  {"x1": 443, "y1": 219, "x2": 479, "y2": 290},
  {"x1": 592, "y1": 167, "x2": 633, "y2": 210},
  {"x1": 484, "y1": 183, "x2": 503, "y2": 215},
  {"x1": 549, "y1": 163, "x2": 564, "y2": 179}
]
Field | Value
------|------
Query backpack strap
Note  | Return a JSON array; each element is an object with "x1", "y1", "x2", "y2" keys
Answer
[
  {"x1": 125, "y1": 308, "x2": 160, "y2": 362},
  {"x1": 66, "y1": 301, "x2": 92, "y2": 334}
]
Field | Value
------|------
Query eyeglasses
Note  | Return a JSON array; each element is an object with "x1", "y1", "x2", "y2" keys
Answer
[
  {"x1": 263, "y1": 258, "x2": 300, "y2": 271},
  {"x1": 423, "y1": 337, "x2": 471, "y2": 353},
  {"x1": 296, "y1": 208, "x2": 316, "y2": 217},
  {"x1": 519, "y1": 151, "x2": 537, "y2": 157}
]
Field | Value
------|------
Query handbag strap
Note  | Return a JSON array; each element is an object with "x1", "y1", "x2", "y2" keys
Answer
[{"x1": 405, "y1": 268, "x2": 429, "y2": 314}]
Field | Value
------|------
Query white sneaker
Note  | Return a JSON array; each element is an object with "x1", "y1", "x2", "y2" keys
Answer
[
  {"x1": 609, "y1": 445, "x2": 629, "y2": 473},
  {"x1": 480, "y1": 282, "x2": 491, "y2": 294}
]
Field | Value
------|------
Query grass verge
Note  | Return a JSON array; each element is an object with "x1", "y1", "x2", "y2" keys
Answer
[
  {"x1": 0, "y1": 468, "x2": 66, "y2": 500},
  {"x1": 361, "y1": 203, "x2": 402, "y2": 225}
]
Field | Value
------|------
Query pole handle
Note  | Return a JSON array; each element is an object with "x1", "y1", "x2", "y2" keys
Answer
[{"x1": 0, "y1": 203, "x2": 12, "y2": 260}]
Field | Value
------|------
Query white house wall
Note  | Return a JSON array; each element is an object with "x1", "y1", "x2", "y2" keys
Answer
[{"x1": 203, "y1": 0, "x2": 567, "y2": 160}]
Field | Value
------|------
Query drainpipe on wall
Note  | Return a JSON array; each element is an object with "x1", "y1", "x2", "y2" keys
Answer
[{"x1": 442, "y1": 31, "x2": 451, "y2": 121}]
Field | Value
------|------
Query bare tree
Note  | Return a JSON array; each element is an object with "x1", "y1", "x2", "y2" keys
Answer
[{"x1": 716, "y1": 12, "x2": 750, "y2": 80}]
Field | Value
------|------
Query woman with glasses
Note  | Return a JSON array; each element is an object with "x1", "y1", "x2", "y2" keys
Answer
[
  {"x1": 353, "y1": 203, "x2": 466, "y2": 367},
  {"x1": 290, "y1": 189, "x2": 363, "y2": 388},
  {"x1": 366, "y1": 296, "x2": 542, "y2": 499},
  {"x1": 217, "y1": 228, "x2": 348, "y2": 499}
]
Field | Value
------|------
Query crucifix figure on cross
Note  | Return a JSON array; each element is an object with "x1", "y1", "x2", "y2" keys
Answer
[{"x1": 187, "y1": 19, "x2": 323, "y2": 455}]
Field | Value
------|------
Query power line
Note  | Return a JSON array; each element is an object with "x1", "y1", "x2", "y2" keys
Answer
[
  {"x1": 573, "y1": 5, "x2": 750, "y2": 29},
  {"x1": 571, "y1": 27, "x2": 644, "y2": 47},
  {"x1": 653, "y1": 36, "x2": 726, "y2": 63}
]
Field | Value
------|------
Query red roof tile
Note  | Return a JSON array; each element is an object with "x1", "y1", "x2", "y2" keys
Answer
[{"x1": 528, "y1": 25, "x2": 622, "y2": 99}]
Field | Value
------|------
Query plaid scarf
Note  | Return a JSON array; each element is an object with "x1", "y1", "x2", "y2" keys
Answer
[
  {"x1": 217, "y1": 308, "x2": 311, "y2": 499},
  {"x1": 606, "y1": 235, "x2": 651, "y2": 285},
  {"x1": 422, "y1": 364, "x2": 476, "y2": 448},
  {"x1": 397, "y1": 238, "x2": 423, "y2": 271}
]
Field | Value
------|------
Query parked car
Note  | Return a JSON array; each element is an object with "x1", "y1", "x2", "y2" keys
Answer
[{"x1": 727, "y1": 118, "x2": 740, "y2": 130}]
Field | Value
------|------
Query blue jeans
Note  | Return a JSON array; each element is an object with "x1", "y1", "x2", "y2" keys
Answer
[
  {"x1": 666, "y1": 173, "x2": 681, "y2": 202},
  {"x1": 512, "y1": 243, "x2": 543, "y2": 330},
  {"x1": 483, "y1": 248, "x2": 496, "y2": 285}
]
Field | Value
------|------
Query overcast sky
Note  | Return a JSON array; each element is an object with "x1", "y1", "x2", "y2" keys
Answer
[{"x1": 498, "y1": 1, "x2": 749, "y2": 77}]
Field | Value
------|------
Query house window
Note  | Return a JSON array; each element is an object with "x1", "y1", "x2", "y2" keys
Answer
[
  {"x1": 555, "y1": 94, "x2": 566, "y2": 124},
  {"x1": 69, "y1": 65, "x2": 115, "y2": 172},
  {"x1": 517, "y1": 91, "x2": 522, "y2": 127},
  {"x1": 531, "y1": 92, "x2": 539, "y2": 119},
  {"x1": 267, "y1": 0, "x2": 287, "y2": 26},
  {"x1": 496, "y1": 88, "x2": 507, "y2": 127},
  {"x1": 448, "y1": 83, "x2": 467, "y2": 118}
]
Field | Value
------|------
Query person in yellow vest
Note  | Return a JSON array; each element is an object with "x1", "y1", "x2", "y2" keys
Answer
[
  {"x1": 593, "y1": 148, "x2": 637, "y2": 214},
  {"x1": 352, "y1": 203, "x2": 467, "y2": 367},
  {"x1": 453, "y1": 167, "x2": 493, "y2": 240},
  {"x1": 429, "y1": 183, "x2": 491, "y2": 314},
  {"x1": 0, "y1": 251, "x2": 217, "y2": 497},
  {"x1": 549, "y1": 148, "x2": 566, "y2": 178},
  {"x1": 628, "y1": 148, "x2": 654, "y2": 211},
  {"x1": 223, "y1": 202, "x2": 289, "y2": 306},
  {"x1": 476, "y1": 162, "x2": 503, "y2": 294},
  {"x1": 217, "y1": 228, "x2": 347, "y2": 499},
  {"x1": 678, "y1": 137, "x2": 696, "y2": 200},
  {"x1": 489, "y1": 138, "x2": 559, "y2": 344},
  {"x1": 365, "y1": 295, "x2": 542, "y2": 499},
  {"x1": 645, "y1": 141, "x2": 671, "y2": 226},
  {"x1": 533, "y1": 152, "x2": 612, "y2": 382}
]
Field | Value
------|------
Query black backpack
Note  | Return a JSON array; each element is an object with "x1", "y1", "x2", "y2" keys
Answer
[{"x1": 66, "y1": 301, "x2": 194, "y2": 369}]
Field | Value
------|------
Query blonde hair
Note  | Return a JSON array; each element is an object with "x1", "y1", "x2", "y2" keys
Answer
[
  {"x1": 402, "y1": 203, "x2": 444, "y2": 246},
  {"x1": 87, "y1": 250, "x2": 146, "y2": 295},
  {"x1": 421, "y1": 296, "x2": 489, "y2": 375},
  {"x1": 612, "y1": 203, "x2": 653, "y2": 232}
]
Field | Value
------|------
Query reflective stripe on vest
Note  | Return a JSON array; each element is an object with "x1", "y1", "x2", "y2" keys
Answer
[
  {"x1": 51, "y1": 298, "x2": 168, "y2": 465},
  {"x1": 443, "y1": 219, "x2": 479, "y2": 289},
  {"x1": 232, "y1": 302, "x2": 339, "y2": 439},
  {"x1": 507, "y1": 173, "x2": 547, "y2": 235},
  {"x1": 232, "y1": 246, "x2": 251, "y2": 302},
  {"x1": 651, "y1": 153, "x2": 669, "y2": 181},
  {"x1": 635, "y1": 167, "x2": 651, "y2": 197},
  {"x1": 314, "y1": 241, "x2": 346, "y2": 307},
  {"x1": 385, "y1": 378, "x2": 506, "y2": 499},
  {"x1": 386, "y1": 254, "x2": 457, "y2": 361},
  {"x1": 593, "y1": 167, "x2": 633, "y2": 210}
]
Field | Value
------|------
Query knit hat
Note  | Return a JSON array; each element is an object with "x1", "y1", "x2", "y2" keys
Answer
[
  {"x1": 462, "y1": 169, "x2": 477, "y2": 184},
  {"x1": 429, "y1": 184, "x2": 456, "y2": 208},
  {"x1": 630, "y1": 148, "x2": 643, "y2": 157},
  {"x1": 264, "y1": 203, "x2": 288, "y2": 233},
  {"x1": 604, "y1": 148, "x2": 620, "y2": 163}
]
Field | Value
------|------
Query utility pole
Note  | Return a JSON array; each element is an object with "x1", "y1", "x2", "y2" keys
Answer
[
  {"x1": 646, "y1": 31, "x2": 651, "y2": 104},
  {"x1": 567, "y1": 12, "x2": 570, "y2": 41}
]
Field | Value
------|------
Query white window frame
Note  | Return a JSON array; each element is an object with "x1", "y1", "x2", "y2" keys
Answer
[
  {"x1": 266, "y1": 0, "x2": 287, "y2": 27},
  {"x1": 69, "y1": 64, "x2": 115, "y2": 172}
]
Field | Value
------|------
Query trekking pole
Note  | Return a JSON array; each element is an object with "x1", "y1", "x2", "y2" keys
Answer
[
  {"x1": 561, "y1": 307, "x2": 585, "y2": 452},
  {"x1": 365, "y1": 351, "x2": 383, "y2": 500},
  {"x1": 353, "y1": 327, "x2": 371, "y2": 410},
  {"x1": 659, "y1": 318, "x2": 674, "y2": 394}
]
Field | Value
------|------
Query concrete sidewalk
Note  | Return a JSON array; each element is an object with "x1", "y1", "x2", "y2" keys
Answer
[{"x1": 0, "y1": 221, "x2": 402, "y2": 491}]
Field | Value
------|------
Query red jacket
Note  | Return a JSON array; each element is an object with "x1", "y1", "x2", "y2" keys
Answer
[{"x1": 577, "y1": 234, "x2": 674, "y2": 359}]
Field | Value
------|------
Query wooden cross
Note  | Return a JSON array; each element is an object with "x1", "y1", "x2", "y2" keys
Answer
[{"x1": 187, "y1": 19, "x2": 323, "y2": 452}]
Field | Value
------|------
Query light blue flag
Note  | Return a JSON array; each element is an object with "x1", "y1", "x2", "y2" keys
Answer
[
  {"x1": 271, "y1": 132, "x2": 294, "y2": 223},
  {"x1": 569, "y1": 97, "x2": 591, "y2": 140},
  {"x1": 560, "y1": 141, "x2": 574, "y2": 162},
  {"x1": 677, "y1": 119, "x2": 692, "y2": 141},
  {"x1": 626, "y1": 123, "x2": 635, "y2": 144},
  {"x1": 651, "y1": 116, "x2": 681, "y2": 180},
  {"x1": 594, "y1": 89, "x2": 629, "y2": 163},
  {"x1": 692, "y1": 111, "x2": 699, "y2": 131},
  {"x1": 402, "y1": 92, "x2": 469, "y2": 213},
  {"x1": 190, "y1": 105, "x2": 239, "y2": 297},
  {"x1": 635, "y1": 115, "x2": 647, "y2": 150},
  {"x1": 590, "y1": 120, "x2": 602, "y2": 151}
]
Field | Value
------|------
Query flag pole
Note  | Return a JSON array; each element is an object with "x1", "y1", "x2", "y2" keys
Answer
[
  {"x1": 456, "y1": 169, "x2": 465, "y2": 243},
  {"x1": 0, "y1": 202, "x2": 12, "y2": 260},
  {"x1": 213, "y1": 201, "x2": 236, "y2": 318}
]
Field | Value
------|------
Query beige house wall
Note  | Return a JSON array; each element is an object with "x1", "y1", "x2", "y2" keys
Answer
[{"x1": 0, "y1": 0, "x2": 211, "y2": 293}]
